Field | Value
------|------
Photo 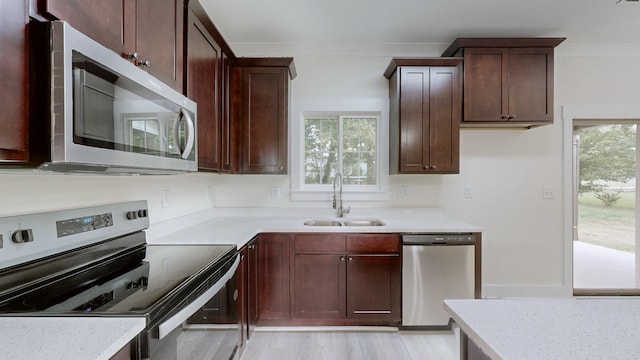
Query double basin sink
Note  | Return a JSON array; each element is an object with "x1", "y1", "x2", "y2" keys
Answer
[{"x1": 303, "y1": 219, "x2": 385, "y2": 227}]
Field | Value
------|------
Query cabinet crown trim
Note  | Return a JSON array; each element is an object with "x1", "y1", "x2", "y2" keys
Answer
[
  {"x1": 441, "y1": 37, "x2": 566, "y2": 57},
  {"x1": 383, "y1": 57, "x2": 463, "y2": 79},
  {"x1": 236, "y1": 57, "x2": 297, "y2": 79}
]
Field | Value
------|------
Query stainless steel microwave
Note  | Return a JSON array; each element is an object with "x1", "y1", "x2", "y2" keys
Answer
[{"x1": 32, "y1": 21, "x2": 197, "y2": 174}]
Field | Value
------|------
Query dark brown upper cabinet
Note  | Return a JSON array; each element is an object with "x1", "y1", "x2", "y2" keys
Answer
[
  {"x1": 37, "y1": 0, "x2": 184, "y2": 91},
  {"x1": 186, "y1": 8, "x2": 223, "y2": 171},
  {"x1": 186, "y1": 1, "x2": 238, "y2": 173},
  {"x1": 442, "y1": 38, "x2": 565, "y2": 128},
  {"x1": 232, "y1": 58, "x2": 296, "y2": 174},
  {"x1": 0, "y1": 0, "x2": 29, "y2": 162},
  {"x1": 385, "y1": 58, "x2": 462, "y2": 174}
]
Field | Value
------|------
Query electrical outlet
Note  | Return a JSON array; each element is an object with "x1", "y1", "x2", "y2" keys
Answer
[
  {"x1": 207, "y1": 186, "x2": 216, "y2": 206},
  {"x1": 271, "y1": 187, "x2": 280, "y2": 199},
  {"x1": 543, "y1": 186, "x2": 556, "y2": 199},
  {"x1": 464, "y1": 186, "x2": 473, "y2": 199},
  {"x1": 398, "y1": 186, "x2": 408, "y2": 198},
  {"x1": 162, "y1": 190, "x2": 170, "y2": 208}
]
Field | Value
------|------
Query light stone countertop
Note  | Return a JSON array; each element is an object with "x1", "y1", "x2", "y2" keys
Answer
[
  {"x1": 444, "y1": 298, "x2": 640, "y2": 360},
  {"x1": 145, "y1": 207, "x2": 482, "y2": 246},
  {"x1": 0, "y1": 316, "x2": 145, "y2": 360}
]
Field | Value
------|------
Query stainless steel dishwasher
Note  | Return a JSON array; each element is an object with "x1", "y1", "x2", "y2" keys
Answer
[{"x1": 402, "y1": 233, "x2": 477, "y2": 329}]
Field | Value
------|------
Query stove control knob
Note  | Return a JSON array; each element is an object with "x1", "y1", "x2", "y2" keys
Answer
[
  {"x1": 137, "y1": 209, "x2": 148, "y2": 218},
  {"x1": 126, "y1": 211, "x2": 138, "y2": 220},
  {"x1": 127, "y1": 276, "x2": 149, "y2": 289},
  {"x1": 12, "y1": 229, "x2": 34, "y2": 243}
]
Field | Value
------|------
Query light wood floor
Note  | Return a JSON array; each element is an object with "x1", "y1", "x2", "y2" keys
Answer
[{"x1": 240, "y1": 328, "x2": 458, "y2": 360}]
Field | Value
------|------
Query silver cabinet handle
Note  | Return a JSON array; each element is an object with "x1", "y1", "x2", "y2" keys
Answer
[
  {"x1": 126, "y1": 52, "x2": 139, "y2": 62},
  {"x1": 340, "y1": 257, "x2": 345, "y2": 262}
]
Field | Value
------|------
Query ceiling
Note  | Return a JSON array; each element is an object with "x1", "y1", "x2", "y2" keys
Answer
[{"x1": 199, "y1": 0, "x2": 640, "y2": 47}]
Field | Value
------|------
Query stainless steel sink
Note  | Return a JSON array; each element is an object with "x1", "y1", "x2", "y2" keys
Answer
[
  {"x1": 303, "y1": 219, "x2": 385, "y2": 227},
  {"x1": 303, "y1": 220, "x2": 343, "y2": 226},
  {"x1": 342, "y1": 220, "x2": 385, "y2": 226}
]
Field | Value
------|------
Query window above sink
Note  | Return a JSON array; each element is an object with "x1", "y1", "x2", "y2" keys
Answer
[{"x1": 290, "y1": 98, "x2": 391, "y2": 202}]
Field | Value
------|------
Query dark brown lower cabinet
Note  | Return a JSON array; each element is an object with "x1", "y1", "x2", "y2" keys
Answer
[
  {"x1": 290, "y1": 233, "x2": 401, "y2": 324},
  {"x1": 346, "y1": 254, "x2": 401, "y2": 321},
  {"x1": 257, "y1": 233, "x2": 290, "y2": 320},
  {"x1": 253, "y1": 233, "x2": 401, "y2": 326},
  {"x1": 294, "y1": 254, "x2": 346, "y2": 319},
  {"x1": 246, "y1": 238, "x2": 259, "y2": 337}
]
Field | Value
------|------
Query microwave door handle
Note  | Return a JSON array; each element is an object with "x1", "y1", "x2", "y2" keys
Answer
[
  {"x1": 172, "y1": 109, "x2": 196, "y2": 159},
  {"x1": 180, "y1": 108, "x2": 195, "y2": 159}
]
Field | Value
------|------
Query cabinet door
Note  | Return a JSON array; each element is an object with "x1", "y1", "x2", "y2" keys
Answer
[
  {"x1": 429, "y1": 66, "x2": 460, "y2": 173},
  {"x1": 346, "y1": 234, "x2": 400, "y2": 254},
  {"x1": 221, "y1": 53, "x2": 236, "y2": 172},
  {"x1": 241, "y1": 67, "x2": 288, "y2": 174},
  {"x1": 247, "y1": 240, "x2": 259, "y2": 336},
  {"x1": 41, "y1": 0, "x2": 183, "y2": 91},
  {"x1": 346, "y1": 254, "x2": 401, "y2": 321},
  {"x1": 42, "y1": 0, "x2": 135, "y2": 55},
  {"x1": 294, "y1": 254, "x2": 346, "y2": 319},
  {"x1": 0, "y1": 0, "x2": 29, "y2": 161},
  {"x1": 395, "y1": 67, "x2": 459, "y2": 174},
  {"x1": 398, "y1": 67, "x2": 430, "y2": 173},
  {"x1": 187, "y1": 9, "x2": 221, "y2": 171},
  {"x1": 463, "y1": 48, "x2": 508, "y2": 122},
  {"x1": 136, "y1": 0, "x2": 183, "y2": 91},
  {"x1": 258, "y1": 234, "x2": 290, "y2": 320},
  {"x1": 508, "y1": 47, "x2": 554, "y2": 123}
]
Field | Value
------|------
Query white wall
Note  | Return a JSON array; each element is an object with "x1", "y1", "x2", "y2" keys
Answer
[{"x1": 3, "y1": 41, "x2": 639, "y2": 297}]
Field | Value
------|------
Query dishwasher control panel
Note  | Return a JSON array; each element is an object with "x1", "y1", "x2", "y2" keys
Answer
[{"x1": 402, "y1": 233, "x2": 476, "y2": 245}]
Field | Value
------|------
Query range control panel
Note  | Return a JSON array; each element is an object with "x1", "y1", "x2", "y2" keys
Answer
[
  {"x1": 0, "y1": 200, "x2": 149, "y2": 271},
  {"x1": 56, "y1": 212, "x2": 114, "y2": 238}
]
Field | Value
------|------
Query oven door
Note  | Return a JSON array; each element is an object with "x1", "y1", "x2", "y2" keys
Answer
[{"x1": 143, "y1": 253, "x2": 241, "y2": 360}]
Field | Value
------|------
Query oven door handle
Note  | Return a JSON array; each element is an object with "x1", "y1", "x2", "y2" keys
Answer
[{"x1": 157, "y1": 253, "x2": 240, "y2": 339}]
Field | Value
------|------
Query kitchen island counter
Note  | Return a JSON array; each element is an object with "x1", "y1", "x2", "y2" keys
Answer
[
  {"x1": 0, "y1": 316, "x2": 145, "y2": 360},
  {"x1": 444, "y1": 298, "x2": 640, "y2": 360}
]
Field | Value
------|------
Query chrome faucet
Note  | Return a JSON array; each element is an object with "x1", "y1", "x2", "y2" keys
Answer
[{"x1": 332, "y1": 173, "x2": 350, "y2": 218}]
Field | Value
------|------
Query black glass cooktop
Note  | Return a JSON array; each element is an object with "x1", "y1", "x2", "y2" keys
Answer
[{"x1": 0, "y1": 241, "x2": 236, "y2": 316}]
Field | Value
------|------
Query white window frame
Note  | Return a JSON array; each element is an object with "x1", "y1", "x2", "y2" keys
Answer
[{"x1": 290, "y1": 98, "x2": 390, "y2": 202}]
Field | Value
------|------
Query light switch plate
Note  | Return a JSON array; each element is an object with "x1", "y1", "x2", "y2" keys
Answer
[{"x1": 543, "y1": 186, "x2": 556, "y2": 199}]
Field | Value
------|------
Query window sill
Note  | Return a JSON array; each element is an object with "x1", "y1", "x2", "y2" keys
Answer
[{"x1": 291, "y1": 190, "x2": 391, "y2": 202}]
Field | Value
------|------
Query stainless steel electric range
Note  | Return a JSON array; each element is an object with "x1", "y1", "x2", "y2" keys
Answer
[{"x1": 0, "y1": 201, "x2": 241, "y2": 360}]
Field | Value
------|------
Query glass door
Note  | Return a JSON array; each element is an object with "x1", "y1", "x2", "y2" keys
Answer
[{"x1": 573, "y1": 120, "x2": 640, "y2": 294}]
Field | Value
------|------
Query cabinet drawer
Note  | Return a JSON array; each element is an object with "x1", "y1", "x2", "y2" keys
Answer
[
  {"x1": 347, "y1": 234, "x2": 400, "y2": 254},
  {"x1": 294, "y1": 234, "x2": 346, "y2": 253}
]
